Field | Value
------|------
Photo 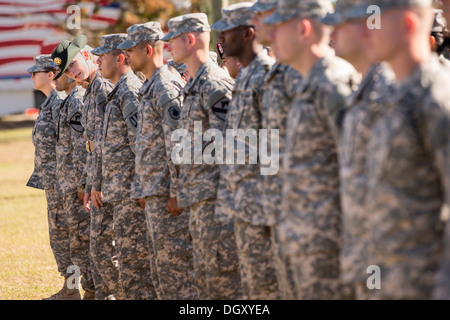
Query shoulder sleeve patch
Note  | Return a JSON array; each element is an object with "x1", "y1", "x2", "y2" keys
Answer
[
  {"x1": 123, "y1": 99, "x2": 139, "y2": 128},
  {"x1": 69, "y1": 111, "x2": 84, "y2": 133}
]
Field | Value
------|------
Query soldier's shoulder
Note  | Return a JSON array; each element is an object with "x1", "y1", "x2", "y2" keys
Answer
[{"x1": 201, "y1": 64, "x2": 234, "y2": 93}]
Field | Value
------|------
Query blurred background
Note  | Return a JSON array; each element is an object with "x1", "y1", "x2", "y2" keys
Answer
[{"x1": 0, "y1": 0, "x2": 244, "y2": 116}]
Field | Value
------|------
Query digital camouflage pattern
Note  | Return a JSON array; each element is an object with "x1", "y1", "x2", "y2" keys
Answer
[
  {"x1": 177, "y1": 59, "x2": 234, "y2": 208},
  {"x1": 259, "y1": 63, "x2": 302, "y2": 226},
  {"x1": 162, "y1": 13, "x2": 211, "y2": 41},
  {"x1": 132, "y1": 65, "x2": 184, "y2": 200},
  {"x1": 263, "y1": 0, "x2": 333, "y2": 25},
  {"x1": 81, "y1": 71, "x2": 113, "y2": 194},
  {"x1": 117, "y1": 22, "x2": 165, "y2": 50},
  {"x1": 54, "y1": 85, "x2": 87, "y2": 195},
  {"x1": 79, "y1": 71, "x2": 122, "y2": 298},
  {"x1": 215, "y1": 49, "x2": 275, "y2": 225},
  {"x1": 281, "y1": 51, "x2": 360, "y2": 299},
  {"x1": 27, "y1": 89, "x2": 72, "y2": 279},
  {"x1": 338, "y1": 63, "x2": 395, "y2": 287},
  {"x1": 144, "y1": 196, "x2": 197, "y2": 299},
  {"x1": 27, "y1": 89, "x2": 66, "y2": 190},
  {"x1": 210, "y1": 2, "x2": 255, "y2": 31},
  {"x1": 189, "y1": 199, "x2": 242, "y2": 299},
  {"x1": 99, "y1": 70, "x2": 141, "y2": 202},
  {"x1": 132, "y1": 64, "x2": 197, "y2": 299},
  {"x1": 100, "y1": 70, "x2": 156, "y2": 299},
  {"x1": 111, "y1": 198, "x2": 157, "y2": 299},
  {"x1": 365, "y1": 55, "x2": 450, "y2": 299},
  {"x1": 177, "y1": 58, "x2": 242, "y2": 299},
  {"x1": 259, "y1": 63, "x2": 302, "y2": 300},
  {"x1": 214, "y1": 49, "x2": 279, "y2": 299}
]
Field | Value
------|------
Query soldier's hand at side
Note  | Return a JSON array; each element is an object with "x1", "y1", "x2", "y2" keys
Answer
[
  {"x1": 138, "y1": 198, "x2": 146, "y2": 209},
  {"x1": 77, "y1": 192, "x2": 84, "y2": 203},
  {"x1": 91, "y1": 190, "x2": 103, "y2": 209},
  {"x1": 83, "y1": 192, "x2": 91, "y2": 213},
  {"x1": 167, "y1": 197, "x2": 184, "y2": 216}
]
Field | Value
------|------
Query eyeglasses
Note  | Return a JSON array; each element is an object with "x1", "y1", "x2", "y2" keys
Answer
[
  {"x1": 31, "y1": 71, "x2": 50, "y2": 77},
  {"x1": 216, "y1": 42, "x2": 224, "y2": 60}
]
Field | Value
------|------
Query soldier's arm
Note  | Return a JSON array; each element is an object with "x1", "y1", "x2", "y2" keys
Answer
[
  {"x1": 159, "y1": 90, "x2": 183, "y2": 200},
  {"x1": 203, "y1": 78, "x2": 233, "y2": 132},
  {"x1": 422, "y1": 99, "x2": 450, "y2": 298},
  {"x1": 38, "y1": 101, "x2": 60, "y2": 189},
  {"x1": 67, "y1": 96, "x2": 87, "y2": 194},
  {"x1": 316, "y1": 75, "x2": 357, "y2": 140},
  {"x1": 91, "y1": 83, "x2": 111, "y2": 193},
  {"x1": 121, "y1": 90, "x2": 140, "y2": 153}
]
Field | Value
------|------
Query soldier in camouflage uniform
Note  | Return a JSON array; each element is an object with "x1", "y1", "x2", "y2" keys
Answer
[
  {"x1": 25, "y1": 55, "x2": 75, "y2": 300},
  {"x1": 321, "y1": 0, "x2": 396, "y2": 300},
  {"x1": 119, "y1": 22, "x2": 198, "y2": 300},
  {"x1": 91, "y1": 34, "x2": 157, "y2": 300},
  {"x1": 264, "y1": 0, "x2": 360, "y2": 299},
  {"x1": 361, "y1": 0, "x2": 450, "y2": 299},
  {"x1": 162, "y1": 13, "x2": 243, "y2": 300},
  {"x1": 251, "y1": 0, "x2": 303, "y2": 300},
  {"x1": 53, "y1": 71, "x2": 97, "y2": 299},
  {"x1": 212, "y1": 2, "x2": 280, "y2": 300},
  {"x1": 51, "y1": 36, "x2": 123, "y2": 299}
]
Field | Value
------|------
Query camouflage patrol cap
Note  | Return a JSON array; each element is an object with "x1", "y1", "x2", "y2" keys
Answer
[
  {"x1": 51, "y1": 35, "x2": 88, "y2": 80},
  {"x1": 211, "y1": 2, "x2": 256, "y2": 31},
  {"x1": 321, "y1": 0, "x2": 368, "y2": 25},
  {"x1": 91, "y1": 34, "x2": 128, "y2": 55},
  {"x1": 432, "y1": 8, "x2": 447, "y2": 32},
  {"x1": 250, "y1": 0, "x2": 278, "y2": 13},
  {"x1": 263, "y1": 0, "x2": 334, "y2": 25},
  {"x1": 118, "y1": 22, "x2": 165, "y2": 50},
  {"x1": 362, "y1": 0, "x2": 432, "y2": 11},
  {"x1": 161, "y1": 13, "x2": 211, "y2": 41},
  {"x1": 26, "y1": 54, "x2": 56, "y2": 73}
]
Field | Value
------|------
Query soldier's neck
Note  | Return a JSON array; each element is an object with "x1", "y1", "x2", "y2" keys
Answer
[
  {"x1": 295, "y1": 43, "x2": 332, "y2": 77},
  {"x1": 143, "y1": 58, "x2": 163, "y2": 80},
  {"x1": 65, "y1": 82, "x2": 77, "y2": 95},
  {"x1": 389, "y1": 40, "x2": 431, "y2": 82},
  {"x1": 185, "y1": 50, "x2": 209, "y2": 80},
  {"x1": 237, "y1": 43, "x2": 262, "y2": 68},
  {"x1": 41, "y1": 83, "x2": 55, "y2": 97}
]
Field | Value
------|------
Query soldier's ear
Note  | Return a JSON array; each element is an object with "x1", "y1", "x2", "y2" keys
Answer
[{"x1": 145, "y1": 44, "x2": 153, "y2": 57}]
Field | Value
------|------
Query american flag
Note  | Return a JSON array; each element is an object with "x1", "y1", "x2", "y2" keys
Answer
[{"x1": 0, "y1": 1, "x2": 120, "y2": 115}]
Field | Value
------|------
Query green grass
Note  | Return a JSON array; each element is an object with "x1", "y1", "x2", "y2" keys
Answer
[{"x1": 0, "y1": 127, "x2": 74, "y2": 300}]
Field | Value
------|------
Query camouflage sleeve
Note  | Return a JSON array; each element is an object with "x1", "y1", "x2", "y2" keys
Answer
[
  {"x1": 159, "y1": 90, "x2": 183, "y2": 198},
  {"x1": 121, "y1": 90, "x2": 140, "y2": 154},
  {"x1": 91, "y1": 84, "x2": 110, "y2": 192},
  {"x1": 130, "y1": 99, "x2": 145, "y2": 199},
  {"x1": 67, "y1": 97, "x2": 87, "y2": 192},
  {"x1": 38, "y1": 102, "x2": 59, "y2": 189},
  {"x1": 203, "y1": 78, "x2": 233, "y2": 132},
  {"x1": 315, "y1": 77, "x2": 354, "y2": 140},
  {"x1": 424, "y1": 102, "x2": 450, "y2": 298}
]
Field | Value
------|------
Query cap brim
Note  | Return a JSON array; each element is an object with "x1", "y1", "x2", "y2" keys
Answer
[
  {"x1": 117, "y1": 39, "x2": 139, "y2": 50},
  {"x1": 262, "y1": 11, "x2": 296, "y2": 25},
  {"x1": 211, "y1": 19, "x2": 239, "y2": 32},
  {"x1": 91, "y1": 46, "x2": 112, "y2": 55},
  {"x1": 26, "y1": 65, "x2": 44, "y2": 73},
  {"x1": 321, "y1": 13, "x2": 342, "y2": 26},
  {"x1": 321, "y1": 6, "x2": 369, "y2": 26},
  {"x1": 53, "y1": 35, "x2": 87, "y2": 80},
  {"x1": 250, "y1": 2, "x2": 277, "y2": 13},
  {"x1": 161, "y1": 31, "x2": 179, "y2": 41}
]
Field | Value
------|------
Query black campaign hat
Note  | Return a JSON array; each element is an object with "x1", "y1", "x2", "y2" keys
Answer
[{"x1": 51, "y1": 35, "x2": 87, "y2": 80}]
